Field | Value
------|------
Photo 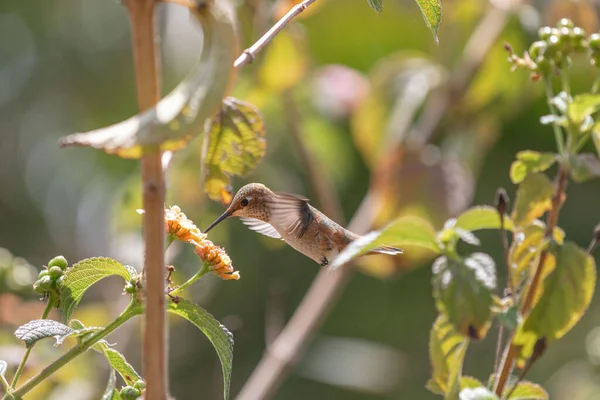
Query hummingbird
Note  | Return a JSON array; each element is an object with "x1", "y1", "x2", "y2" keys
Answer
[{"x1": 204, "y1": 183, "x2": 402, "y2": 266}]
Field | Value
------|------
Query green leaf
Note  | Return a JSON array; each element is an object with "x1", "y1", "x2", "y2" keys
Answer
[
  {"x1": 102, "y1": 369, "x2": 121, "y2": 400},
  {"x1": 330, "y1": 216, "x2": 438, "y2": 270},
  {"x1": 94, "y1": 342, "x2": 142, "y2": 386},
  {"x1": 61, "y1": 257, "x2": 133, "y2": 321},
  {"x1": 511, "y1": 173, "x2": 554, "y2": 228},
  {"x1": 461, "y1": 376, "x2": 485, "y2": 390},
  {"x1": 509, "y1": 151, "x2": 557, "y2": 184},
  {"x1": 414, "y1": 0, "x2": 442, "y2": 44},
  {"x1": 432, "y1": 253, "x2": 496, "y2": 339},
  {"x1": 168, "y1": 298, "x2": 233, "y2": 399},
  {"x1": 507, "y1": 381, "x2": 548, "y2": 399},
  {"x1": 520, "y1": 241, "x2": 596, "y2": 341},
  {"x1": 367, "y1": 0, "x2": 383, "y2": 13},
  {"x1": 454, "y1": 206, "x2": 515, "y2": 232},
  {"x1": 14, "y1": 320, "x2": 73, "y2": 348},
  {"x1": 568, "y1": 153, "x2": 600, "y2": 183},
  {"x1": 459, "y1": 387, "x2": 499, "y2": 400},
  {"x1": 58, "y1": 2, "x2": 237, "y2": 159},
  {"x1": 426, "y1": 315, "x2": 469, "y2": 395},
  {"x1": 204, "y1": 97, "x2": 267, "y2": 205},
  {"x1": 567, "y1": 93, "x2": 600, "y2": 125}
]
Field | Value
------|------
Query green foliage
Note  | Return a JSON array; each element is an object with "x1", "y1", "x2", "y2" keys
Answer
[
  {"x1": 567, "y1": 94, "x2": 600, "y2": 125},
  {"x1": 366, "y1": 0, "x2": 383, "y2": 14},
  {"x1": 60, "y1": 257, "x2": 134, "y2": 321},
  {"x1": 507, "y1": 381, "x2": 548, "y2": 400},
  {"x1": 454, "y1": 206, "x2": 514, "y2": 232},
  {"x1": 518, "y1": 241, "x2": 596, "y2": 342},
  {"x1": 509, "y1": 151, "x2": 557, "y2": 184},
  {"x1": 414, "y1": 0, "x2": 442, "y2": 44},
  {"x1": 167, "y1": 299, "x2": 234, "y2": 400},
  {"x1": 459, "y1": 387, "x2": 499, "y2": 400},
  {"x1": 94, "y1": 342, "x2": 143, "y2": 386},
  {"x1": 330, "y1": 216, "x2": 439, "y2": 269},
  {"x1": 568, "y1": 153, "x2": 600, "y2": 182},
  {"x1": 511, "y1": 173, "x2": 554, "y2": 228},
  {"x1": 102, "y1": 369, "x2": 120, "y2": 400},
  {"x1": 432, "y1": 253, "x2": 496, "y2": 339},
  {"x1": 204, "y1": 97, "x2": 267, "y2": 205},
  {"x1": 14, "y1": 320, "x2": 73, "y2": 348}
]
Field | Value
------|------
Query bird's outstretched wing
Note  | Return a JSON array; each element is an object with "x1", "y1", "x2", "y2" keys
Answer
[
  {"x1": 239, "y1": 217, "x2": 283, "y2": 240},
  {"x1": 269, "y1": 192, "x2": 314, "y2": 239}
]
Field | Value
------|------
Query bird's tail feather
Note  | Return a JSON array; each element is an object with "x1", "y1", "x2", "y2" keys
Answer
[{"x1": 367, "y1": 246, "x2": 403, "y2": 256}]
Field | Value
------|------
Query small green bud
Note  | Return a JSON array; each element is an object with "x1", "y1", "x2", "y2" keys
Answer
[
  {"x1": 38, "y1": 269, "x2": 49, "y2": 279},
  {"x1": 124, "y1": 283, "x2": 136, "y2": 294},
  {"x1": 589, "y1": 33, "x2": 600, "y2": 50},
  {"x1": 546, "y1": 35, "x2": 561, "y2": 59},
  {"x1": 33, "y1": 280, "x2": 46, "y2": 294},
  {"x1": 528, "y1": 41, "x2": 547, "y2": 60},
  {"x1": 557, "y1": 18, "x2": 574, "y2": 29},
  {"x1": 48, "y1": 256, "x2": 68, "y2": 271},
  {"x1": 120, "y1": 386, "x2": 141, "y2": 400},
  {"x1": 133, "y1": 380, "x2": 146, "y2": 390},
  {"x1": 538, "y1": 26, "x2": 553, "y2": 40},
  {"x1": 48, "y1": 266, "x2": 63, "y2": 280},
  {"x1": 38, "y1": 275, "x2": 54, "y2": 291}
]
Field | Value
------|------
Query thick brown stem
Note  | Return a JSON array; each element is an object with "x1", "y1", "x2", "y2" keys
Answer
[{"x1": 123, "y1": 0, "x2": 167, "y2": 398}]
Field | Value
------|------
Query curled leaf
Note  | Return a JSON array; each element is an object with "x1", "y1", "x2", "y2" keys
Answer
[
  {"x1": 204, "y1": 97, "x2": 267, "y2": 204},
  {"x1": 59, "y1": 2, "x2": 238, "y2": 158}
]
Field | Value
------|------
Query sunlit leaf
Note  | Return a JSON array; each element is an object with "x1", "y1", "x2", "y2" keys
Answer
[
  {"x1": 520, "y1": 241, "x2": 596, "y2": 341},
  {"x1": 259, "y1": 31, "x2": 307, "y2": 91},
  {"x1": 168, "y1": 299, "x2": 234, "y2": 399},
  {"x1": 367, "y1": 0, "x2": 383, "y2": 14},
  {"x1": 567, "y1": 93, "x2": 600, "y2": 125},
  {"x1": 94, "y1": 341, "x2": 142, "y2": 386},
  {"x1": 459, "y1": 387, "x2": 499, "y2": 400},
  {"x1": 509, "y1": 222, "x2": 564, "y2": 290},
  {"x1": 454, "y1": 206, "x2": 514, "y2": 232},
  {"x1": 0, "y1": 360, "x2": 7, "y2": 377},
  {"x1": 102, "y1": 369, "x2": 120, "y2": 400},
  {"x1": 59, "y1": 1, "x2": 237, "y2": 158},
  {"x1": 511, "y1": 173, "x2": 554, "y2": 228},
  {"x1": 414, "y1": 0, "x2": 442, "y2": 44},
  {"x1": 330, "y1": 216, "x2": 438, "y2": 270},
  {"x1": 461, "y1": 376, "x2": 485, "y2": 390},
  {"x1": 568, "y1": 153, "x2": 600, "y2": 183},
  {"x1": 14, "y1": 320, "x2": 73, "y2": 348},
  {"x1": 509, "y1": 151, "x2": 557, "y2": 184},
  {"x1": 204, "y1": 97, "x2": 266, "y2": 205},
  {"x1": 507, "y1": 381, "x2": 548, "y2": 400},
  {"x1": 61, "y1": 257, "x2": 133, "y2": 321},
  {"x1": 432, "y1": 253, "x2": 496, "y2": 339},
  {"x1": 426, "y1": 314, "x2": 469, "y2": 395}
]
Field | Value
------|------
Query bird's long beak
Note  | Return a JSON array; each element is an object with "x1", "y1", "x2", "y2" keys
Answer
[{"x1": 204, "y1": 210, "x2": 232, "y2": 233}]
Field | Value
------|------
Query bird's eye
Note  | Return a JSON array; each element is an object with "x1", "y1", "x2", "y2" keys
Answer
[{"x1": 241, "y1": 198, "x2": 249, "y2": 207}]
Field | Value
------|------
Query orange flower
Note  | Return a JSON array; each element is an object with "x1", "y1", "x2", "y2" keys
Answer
[
  {"x1": 165, "y1": 206, "x2": 206, "y2": 244},
  {"x1": 194, "y1": 240, "x2": 240, "y2": 280}
]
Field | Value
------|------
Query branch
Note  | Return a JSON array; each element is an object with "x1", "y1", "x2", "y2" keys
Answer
[
  {"x1": 122, "y1": 0, "x2": 167, "y2": 399},
  {"x1": 234, "y1": 0, "x2": 317, "y2": 69}
]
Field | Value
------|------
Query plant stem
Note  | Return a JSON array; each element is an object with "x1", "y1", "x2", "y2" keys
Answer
[
  {"x1": 543, "y1": 77, "x2": 566, "y2": 156},
  {"x1": 9, "y1": 300, "x2": 54, "y2": 389},
  {"x1": 9, "y1": 302, "x2": 142, "y2": 399},
  {"x1": 169, "y1": 263, "x2": 210, "y2": 296},
  {"x1": 592, "y1": 75, "x2": 600, "y2": 94},
  {"x1": 560, "y1": 68, "x2": 571, "y2": 96},
  {"x1": 0, "y1": 374, "x2": 10, "y2": 396},
  {"x1": 122, "y1": 0, "x2": 167, "y2": 399},
  {"x1": 493, "y1": 164, "x2": 569, "y2": 396}
]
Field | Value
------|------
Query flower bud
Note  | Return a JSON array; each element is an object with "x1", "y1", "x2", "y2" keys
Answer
[
  {"x1": 48, "y1": 266, "x2": 63, "y2": 280},
  {"x1": 538, "y1": 26, "x2": 553, "y2": 40},
  {"x1": 48, "y1": 256, "x2": 68, "y2": 271},
  {"x1": 119, "y1": 386, "x2": 141, "y2": 400}
]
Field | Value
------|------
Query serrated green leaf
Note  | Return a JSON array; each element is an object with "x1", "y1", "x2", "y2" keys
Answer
[
  {"x1": 204, "y1": 97, "x2": 267, "y2": 205},
  {"x1": 14, "y1": 320, "x2": 73, "y2": 348},
  {"x1": 511, "y1": 173, "x2": 554, "y2": 228},
  {"x1": 61, "y1": 257, "x2": 132, "y2": 321},
  {"x1": 93, "y1": 341, "x2": 142, "y2": 386},
  {"x1": 507, "y1": 381, "x2": 548, "y2": 399},
  {"x1": 426, "y1": 314, "x2": 468, "y2": 396},
  {"x1": 509, "y1": 151, "x2": 557, "y2": 184},
  {"x1": 567, "y1": 93, "x2": 600, "y2": 125},
  {"x1": 461, "y1": 376, "x2": 485, "y2": 389},
  {"x1": 367, "y1": 0, "x2": 383, "y2": 13},
  {"x1": 432, "y1": 253, "x2": 496, "y2": 339},
  {"x1": 415, "y1": 0, "x2": 442, "y2": 44},
  {"x1": 520, "y1": 241, "x2": 596, "y2": 341},
  {"x1": 454, "y1": 206, "x2": 515, "y2": 232},
  {"x1": 330, "y1": 216, "x2": 437, "y2": 269},
  {"x1": 58, "y1": 2, "x2": 237, "y2": 159},
  {"x1": 168, "y1": 298, "x2": 233, "y2": 399},
  {"x1": 568, "y1": 153, "x2": 600, "y2": 183},
  {"x1": 459, "y1": 387, "x2": 499, "y2": 400},
  {"x1": 102, "y1": 369, "x2": 121, "y2": 400}
]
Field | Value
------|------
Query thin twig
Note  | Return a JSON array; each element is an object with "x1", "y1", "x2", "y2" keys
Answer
[
  {"x1": 233, "y1": 0, "x2": 317, "y2": 69},
  {"x1": 122, "y1": 0, "x2": 167, "y2": 399}
]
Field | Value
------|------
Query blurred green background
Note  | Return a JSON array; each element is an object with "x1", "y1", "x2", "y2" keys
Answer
[{"x1": 2, "y1": 0, "x2": 600, "y2": 399}]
